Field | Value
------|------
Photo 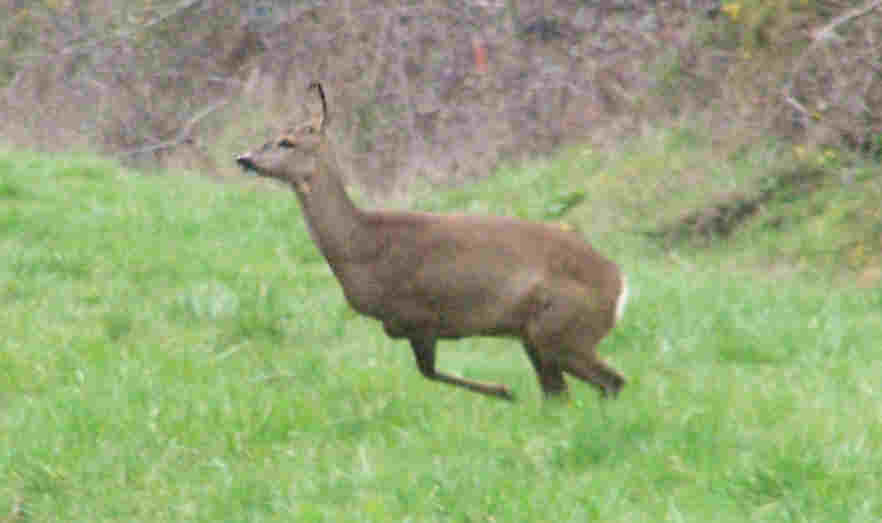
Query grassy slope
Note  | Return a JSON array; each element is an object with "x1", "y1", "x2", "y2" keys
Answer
[{"x1": 1, "y1": 140, "x2": 880, "y2": 522}]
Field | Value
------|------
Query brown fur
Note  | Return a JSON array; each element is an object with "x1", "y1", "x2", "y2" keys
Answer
[{"x1": 236, "y1": 83, "x2": 626, "y2": 401}]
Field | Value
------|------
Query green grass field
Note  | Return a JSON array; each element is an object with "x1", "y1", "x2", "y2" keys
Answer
[{"x1": 1, "y1": 137, "x2": 880, "y2": 522}]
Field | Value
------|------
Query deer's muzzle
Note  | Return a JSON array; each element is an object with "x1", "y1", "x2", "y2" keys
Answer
[{"x1": 235, "y1": 154, "x2": 257, "y2": 172}]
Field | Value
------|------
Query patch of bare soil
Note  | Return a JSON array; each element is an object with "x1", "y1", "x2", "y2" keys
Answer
[{"x1": 650, "y1": 165, "x2": 830, "y2": 246}]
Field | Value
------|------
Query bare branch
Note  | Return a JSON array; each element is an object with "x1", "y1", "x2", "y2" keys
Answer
[
  {"x1": 783, "y1": 95, "x2": 810, "y2": 122},
  {"x1": 119, "y1": 99, "x2": 228, "y2": 158},
  {"x1": 138, "y1": 0, "x2": 205, "y2": 31},
  {"x1": 812, "y1": 0, "x2": 882, "y2": 41},
  {"x1": 48, "y1": 0, "x2": 205, "y2": 60},
  {"x1": 781, "y1": 0, "x2": 881, "y2": 132}
]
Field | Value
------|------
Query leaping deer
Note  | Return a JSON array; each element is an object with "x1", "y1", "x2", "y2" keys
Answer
[{"x1": 236, "y1": 83, "x2": 628, "y2": 401}]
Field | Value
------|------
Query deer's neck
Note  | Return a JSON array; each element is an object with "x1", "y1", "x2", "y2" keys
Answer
[{"x1": 293, "y1": 146, "x2": 370, "y2": 265}]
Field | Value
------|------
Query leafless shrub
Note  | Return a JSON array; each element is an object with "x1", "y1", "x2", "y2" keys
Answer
[
  {"x1": 0, "y1": 0, "x2": 878, "y2": 192},
  {"x1": 657, "y1": 0, "x2": 882, "y2": 153},
  {"x1": 0, "y1": 0, "x2": 246, "y2": 164},
  {"x1": 1, "y1": 0, "x2": 694, "y2": 189}
]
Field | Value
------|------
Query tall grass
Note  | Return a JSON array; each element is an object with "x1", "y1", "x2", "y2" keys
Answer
[{"x1": 1, "y1": 143, "x2": 880, "y2": 522}]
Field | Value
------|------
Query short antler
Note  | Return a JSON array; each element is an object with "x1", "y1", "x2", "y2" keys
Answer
[{"x1": 308, "y1": 82, "x2": 328, "y2": 130}]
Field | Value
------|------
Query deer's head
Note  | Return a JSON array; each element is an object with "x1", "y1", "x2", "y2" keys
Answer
[{"x1": 236, "y1": 83, "x2": 329, "y2": 193}]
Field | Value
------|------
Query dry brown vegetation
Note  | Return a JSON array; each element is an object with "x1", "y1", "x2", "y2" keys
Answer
[
  {"x1": 663, "y1": 0, "x2": 882, "y2": 155},
  {"x1": 1, "y1": 0, "x2": 880, "y2": 192}
]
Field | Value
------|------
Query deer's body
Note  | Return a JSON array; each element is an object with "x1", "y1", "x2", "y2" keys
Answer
[
  {"x1": 337, "y1": 210, "x2": 622, "y2": 340},
  {"x1": 237, "y1": 84, "x2": 627, "y2": 401}
]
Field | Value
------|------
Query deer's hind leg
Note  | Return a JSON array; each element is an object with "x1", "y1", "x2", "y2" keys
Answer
[
  {"x1": 562, "y1": 352, "x2": 625, "y2": 398},
  {"x1": 560, "y1": 314, "x2": 626, "y2": 398},
  {"x1": 527, "y1": 290, "x2": 625, "y2": 399}
]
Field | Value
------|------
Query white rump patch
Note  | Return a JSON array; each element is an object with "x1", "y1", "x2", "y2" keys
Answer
[{"x1": 615, "y1": 274, "x2": 629, "y2": 323}]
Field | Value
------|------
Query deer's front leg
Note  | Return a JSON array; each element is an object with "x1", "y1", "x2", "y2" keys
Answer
[{"x1": 409, "y1": 338, "x2": 515, "y2": 401}]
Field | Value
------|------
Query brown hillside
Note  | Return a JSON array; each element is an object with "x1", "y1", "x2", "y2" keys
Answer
[{"x1": 1, "y1": 0, "x2": 879, "y2": 191}]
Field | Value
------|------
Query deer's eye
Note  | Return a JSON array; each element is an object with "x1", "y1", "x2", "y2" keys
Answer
[{"x1": 278, "y1": 138, "x2": 295, "y2": 149}]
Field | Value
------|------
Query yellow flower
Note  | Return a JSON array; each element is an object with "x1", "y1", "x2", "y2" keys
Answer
[{"x1": 722, "y1": 2, "x2": 741, "y2": 21}]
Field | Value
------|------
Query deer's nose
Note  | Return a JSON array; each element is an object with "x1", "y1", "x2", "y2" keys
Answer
[{"x1": 235, "y1": 154, "x2": 257, "y2": 171}]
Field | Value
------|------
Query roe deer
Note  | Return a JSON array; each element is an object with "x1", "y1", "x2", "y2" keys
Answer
[{"x1": 236, "y1": 83, "x2": 628, "y2": 401}]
